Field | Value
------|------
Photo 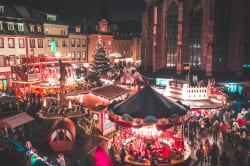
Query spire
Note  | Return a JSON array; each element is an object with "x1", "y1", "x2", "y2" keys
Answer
[{"x1": 100, "y1": 0, "x2": 107, "y2": 19}]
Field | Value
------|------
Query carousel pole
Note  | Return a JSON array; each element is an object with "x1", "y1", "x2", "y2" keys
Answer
[{"x1": 188, "y1": 121, "x2": 190, "y2": 141}]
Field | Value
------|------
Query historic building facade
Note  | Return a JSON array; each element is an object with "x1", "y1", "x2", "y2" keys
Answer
[
  {"x1": 141, "y1": 0, "x2": 248, "y2": 76},
  {"x1": 0, "y1": 4, "x2": 45, "y2": 91}
]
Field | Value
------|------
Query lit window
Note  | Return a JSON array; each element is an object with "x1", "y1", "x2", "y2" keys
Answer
[
  {"x1": 82, "y1": 39, "x2": 86, "y2": 47},
  {"x1": 38, "y1": 39, "x2": 43, "y2": 48},
  {"x1": 9, "y1": 55, "x2": 15, "y2": 65},
  {"x1": 77, "y1": 51, "x2": 81, "y2": 60},
  {"x1": 76, "y1": 26, "x2": 81, "y2": 33},
  {"x1": 108, "y1": 41, "x2": 111, "y2": 46},
  {"x1": 77, "y1": 38, "x2": 80, "y2": 47},
  {"x1": 0, "y1": 21, "x2": 2, "y2": 30},
  {"x1": 71, "y1": 51, "x2": 75, "y2": 60},
  {"x1": 8, "y1": 38, "x2": 14, "y2": 48},
  {"x1": 37, "y1": 26, "x2": 41, "y2": 32},
  {"x1": 0, "y1": 56, "x2": 4, "y2": 66},
  {"x1": 17, "y1": 23, "x2": 24, "y2": 31},
  {"x1": 47, "y1": 14, "x2": 57, "y2": 22},
  {"x1": 82, "y1": 51, "x2": 86, "y2": 60},
  {"x1": 0, "y1": 6, "x2": 4, "y2": 14},
  {"x1": 30, "y1": 25, "x2": 35, "y2": 32},
  {"x1": 30, "y1": 39, "x2": 35, "y2": 48},
  {"x1": 71, "y1": 38, "x2": 75, "y2": 47},
  {"x1": 8, "y1": 23, "x2": 14, "y2": 31},
  {"x1": 0, "y1": 38, "x2": 3, "y2": 48},
  {"x1": 19, "y1": 38, "x2": 25, "y2": 48}
]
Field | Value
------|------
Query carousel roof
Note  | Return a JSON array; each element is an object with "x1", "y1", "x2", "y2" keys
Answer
[{"x1": 112, "y1": 85, "x2": 187, "y2": 119}]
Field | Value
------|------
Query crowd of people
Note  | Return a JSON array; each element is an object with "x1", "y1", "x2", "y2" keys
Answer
[{"x1": 187, "y1": 102, "x2": 250, "y2": 166}]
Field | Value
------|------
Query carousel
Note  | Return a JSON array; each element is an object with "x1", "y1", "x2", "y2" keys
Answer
[{"x1": 107, "y1": 85, "x2": 191, "y2": 165}]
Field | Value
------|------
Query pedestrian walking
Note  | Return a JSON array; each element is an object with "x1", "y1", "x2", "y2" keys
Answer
[
  {"x1": 220, "y1": 151, "x2": 229, "y2": 166},
  {"x1": 210, "y1": 142, "x2": 219, "y2": 166},
  {"x1": 203, "y1": 138, "x2": 210, "y2": 162},
  {"x1": 195, "y1": 144, "x2": 204, "y2": 166}
]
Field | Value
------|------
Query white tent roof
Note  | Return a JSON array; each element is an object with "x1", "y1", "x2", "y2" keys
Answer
[{"x1": 0, "y1": 112, "x2": 34, "y2": 129}]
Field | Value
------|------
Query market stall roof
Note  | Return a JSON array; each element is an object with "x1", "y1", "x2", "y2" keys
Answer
[
  {"x1": 112, "y1": 85, "x2": 187, "y2": 119},
  {"x1": 0, "y1": 96, "x2": 18, "y2": 103},
  {"x1": 90, "y1": 85, "x2": 130, "y2": 100},
  {"x1": 0, "y1": 112, "x2": 34, "y2": 129}
]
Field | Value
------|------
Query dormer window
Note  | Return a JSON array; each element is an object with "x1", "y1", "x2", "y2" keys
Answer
[
  {"x1": 8, "y1": 23, "x2": 14, "y2": 31},
  {"x1": 0, "y1": 6, "x2": 4, "y2": 14},
  {"x1": 29, "y1": 25, "x2": 35, "y2": 32},
  {"x1": 0, "y1": 21, "x2": 2, "y2": 31},
  {"x1": 47, "y1": 14, "x2": 57, "y2": 22},
  {"x1": 37, "y1": 26, "x2": 41, "y2": 32},
  {"x1": 17, "y1": 23, "x2": 24, "y2": 32},
  {"x1": 76, "y1": 26, "x2": 81, "y2": 33}
]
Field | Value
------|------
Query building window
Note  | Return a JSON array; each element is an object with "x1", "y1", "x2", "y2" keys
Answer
[
  {"x1": 76, "y1": 26, "x2": 81, "y2": 33},
  {"x1": 108, "y1": 41, "x2": 111, "y2": 46},
  {"x1": 55, "y1": 40, "x2": 59, "y2": 47},
  {"x1": 8, "y1": 38, "x2": 15, "y2": 48},
  {"x1": 189, "y1": 0, "x2": 203, "y2": 68},
  {"x1": 19, "y1": 38, "x2": 25, "y2": 48},
  {"x1": 62, "y1": 40, "x2": 67, "y2": 47},
  {"x1": 48, "y1": 40, "x2": 51, "y2": 47},
  {"x1": 17, "y1": 23, "x2": 24, "y2": 31},
  {"x1": 0, "y1": 38, "x2": 3, "y2": 48},
  {"x1": 9, "y1": 55, "x2": 15, "y2": 65},
  {"x1": 47, "y1": 14, "x2": 57, "y2": 22},
  {"x1": 166, "y1": 1, "x2": 178, "y2": 69},
  {"x1": 82, "y1": 39, "x2": 86, "y2": 47},
  {"x1": 77, "y1": 51, "x2": 81, "y2": 60},
  {"x1": 61, "y1": 30, "x2": 66, "y2": 36},
  {"x1": 0, "y1": 6, "x2": 4, "y2": 14},
  {"x1": 37, "y1": 26, "x2": 41, "y2": 32},
  {"x1": 71, "y1": 38, "x2": 75, "y2": 47},
  {"x1": 82, "y1": 51, "x2": 86, "y2": 60},
  {"x1": 0, "y1": 56, "x2": 4, "y2": 66},
  {"x1": 71, "y1": 51, "x2": 75, "y2": 60},
  {"x1": 30, "y1": 25, "x2": 35, "y2": 32},
  {"x1": 30, "y1": 39, "x2": 35, "y2": 48},
  {"x1": 0, "y1": 21, "x2": 3, "y2": 30},
  {"x1": 8, "y1": 23, "x2": 14, "y2": 31},
  {"x1": 38, "y1": 39, "x2": 43, "y2": 48},
  {"x1": 77, "y1": 38, "x2": 80, "y2": 47}
]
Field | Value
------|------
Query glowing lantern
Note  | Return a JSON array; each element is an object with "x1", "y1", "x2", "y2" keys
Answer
[
  {"x1": 43, "y1": 99, "x2": 46, "y2": 107},
  {"x1": 68, "y1": 100, "x2": 72, "y2": 108}
]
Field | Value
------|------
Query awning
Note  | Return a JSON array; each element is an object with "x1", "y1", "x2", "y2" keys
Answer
[{"x1": 0, "y1": 112, "x2": 34, "y2": 129}]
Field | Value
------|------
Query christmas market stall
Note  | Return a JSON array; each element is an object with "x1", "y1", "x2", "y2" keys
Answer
[{"x1": 107, "y1": 85, "x2": 191, "y2": 165}]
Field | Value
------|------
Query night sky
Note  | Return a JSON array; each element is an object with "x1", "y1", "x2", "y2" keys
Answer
[{"x1": 7, "y1": 0, "x2": 146, "y2": 22}]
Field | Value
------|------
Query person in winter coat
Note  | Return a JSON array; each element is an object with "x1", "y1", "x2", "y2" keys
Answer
[
  {"x1": 212, "y1": 120, "x2": 220, "y2": 142},
  {"x1": 220, "y1": 151, "x2": 229, "y2": 166},
  {"x1": 199, "y1": 118, "x2": 205, "y2": 135},
  {"x1": 196, "y1": 144, "x2": 204, "y2": 166},
  {"x1": 203, "y1": 138, "x2": 210, "y2": 162},
  {"x1": 210, "y1": 142, "x2": 219, "y2": 166}
]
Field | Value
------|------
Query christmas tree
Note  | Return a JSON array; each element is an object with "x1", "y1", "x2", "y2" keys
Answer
[{"x1": 92, "y1": 43, "x2": 112, "y2": 76}]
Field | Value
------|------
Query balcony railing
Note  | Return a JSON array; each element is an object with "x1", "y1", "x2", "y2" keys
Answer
[{"x1": 20, "y1": 57, "x2": 70, "y2": 64}]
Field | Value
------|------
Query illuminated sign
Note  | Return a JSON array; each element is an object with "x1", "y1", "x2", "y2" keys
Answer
[
  {"x1": 225, "y1": 83, "x2": 237, "y2": 93},
  {"x1": 49, "y1": 41, "x2": 56, "y2": 52},
  {"x1": 184, "y1": 64, "x2": 190, "y2": 70},
  {"x1": 156, "y1": 78, "x2": 172, "y2": 87},
  {"x1": 104, "y1": 122, "x2": 113, "y2": 129},
  {"x1": 243, "y1": 64, "x2": 250, "y2": 68}
]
